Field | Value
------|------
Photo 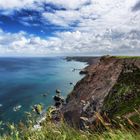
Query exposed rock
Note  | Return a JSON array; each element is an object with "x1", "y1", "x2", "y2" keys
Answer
[
  {"x1": 50, "y1": 109, "x2": 62, "y2": 122},
  {"x1": 34, "y1": 104, "x2": 43, "y2": 115},
  {"x1": 69, "y1": 82, "x2": 74, "y2": 86},
  {"x1": 62, "y1": 56, "x2": 140, "y2": 129},
  {"x1": 79, "y1": 70, "x2": 88, "y2": 75},
  {"x1": 42, "y1": 93, "x2": 48, "y2": 97},
  {"x1": 53, "y1": 91, "x2": 64, "y2": 108},
  {"x1": 65, "y1": 56, "x2": 100, "y2": 65},
  {"x1": 56, "y1": 89, "x2": 61, "y2": 94}
]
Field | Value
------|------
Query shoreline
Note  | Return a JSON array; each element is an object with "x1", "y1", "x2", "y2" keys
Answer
[
  {"x1": 0, "y1": 57, "x2": 87, "y2": 132},
  {"x1": 65, "y1": 56, "x2": 100, "y2": 65},
  {"x1": 34, "y1": 57, "x2": 90, "y2": 129},
  {"x1": 62, "y1": 56, "x2": 140, "y2": 129}
]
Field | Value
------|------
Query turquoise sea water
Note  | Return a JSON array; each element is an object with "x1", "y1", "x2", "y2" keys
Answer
[{"x1": 0, "y1": 57, "x2": 87, "y2": 124}]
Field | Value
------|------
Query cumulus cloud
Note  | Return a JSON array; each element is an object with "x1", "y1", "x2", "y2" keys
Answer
[
  {"x1": 42, "y1": 0, "x2": 139, "y2": 29},
  {"x1": 0, "y1": 0, "x2": 38, "y2": 10},
  {"x1": 0, "y1": 0, "x2": 140, "y2": 56},
  {"x1": 0, "y1": 29, "x2": 58, "y2": 56},
  {"x1": 0, "y1": 0, "x2": 89, "y2": 11},
  {"x1": 42, "y1": 10, "x2": 81, "y2": 27},
  {"x1": 45, "y1": 0, "x2": 90, "y2": 10},
  {"x1": 0, "y1": 28, "x2": 140, "y2": 56}
]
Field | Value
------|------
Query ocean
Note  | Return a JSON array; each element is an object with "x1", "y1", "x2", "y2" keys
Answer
[{"x1": 0, "y1": 57, "x2": 87, "y2": 124}]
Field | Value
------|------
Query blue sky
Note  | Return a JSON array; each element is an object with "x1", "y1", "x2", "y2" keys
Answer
[{"x1": 0, "y1": 0, "x2": 140, "y2": 56}]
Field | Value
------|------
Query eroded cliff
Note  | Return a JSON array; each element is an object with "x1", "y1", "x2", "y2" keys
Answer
[{"x1": 62, "y1": 56, "x2": 140, "y2": 129}]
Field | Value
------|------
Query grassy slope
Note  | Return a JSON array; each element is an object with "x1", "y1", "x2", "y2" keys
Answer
[
  {"x1": 103, "y1": 61, "x2": 140, "y2": 125},
  {"x1": 114, "y1": 56, "x2": 140, "y2": 59},
  {"x1": 1, "y1": 122, "x2": 140, "y2": 140}
]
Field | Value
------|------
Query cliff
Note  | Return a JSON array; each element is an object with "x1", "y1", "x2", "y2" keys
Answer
[
  {"x1": 65, "y1": 56, "x2": 100, "y2": 65},
  {"x1": 62, "y1": 56, "x2": 140, "y2": 129}
]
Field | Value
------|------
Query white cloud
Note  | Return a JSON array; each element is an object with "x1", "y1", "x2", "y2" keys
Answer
[
  {"x1": 0, "y1": 29, "x2": 52, "y2": 56},
  {"x1": 0, "y1": 0, "x2": 140, "y2": 56},
  {"x1": 41, "y1": 0, "x2": 140, "y2": 55},
  {"x1": 42, "y1": 0, "x2": 140, "y2": 29},
  {"x1": 0, "y1": 0, "x2": 89, "y2": 11},
  {"x1": 0, "y1": 0, "x2": 38, "y2": 9},
  {"x1": 45, "y1": 0, "x2": 89, "y2": 10},
  {"x1": 43, "y1": 10, "x2": 80, "y2": 27},
  {"x1": 0, "y1": 28, "x2": 140, "y2": 56},
  {"x1": 41, "y1": 0, "x2": 140, "y2": 34}
]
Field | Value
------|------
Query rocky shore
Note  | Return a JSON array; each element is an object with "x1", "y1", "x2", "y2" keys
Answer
[
  {"x1": 35, "y1": 56, "x2": 140, "y2": 130},
  {"x1": 62, "y1": 56, "x2": 140, "y2": 129},
  {"x1": 65, "y1": 56, "x2": 100, "y2": 65}
]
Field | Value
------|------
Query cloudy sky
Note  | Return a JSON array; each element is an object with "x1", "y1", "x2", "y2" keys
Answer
[{"x1": 0, "y1": 0, "x2": 140, "y2": 56}]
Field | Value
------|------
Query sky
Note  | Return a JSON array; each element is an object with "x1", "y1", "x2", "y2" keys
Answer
[{"x1": 0, "y1": 0, "x2": 140, "y2": 56}]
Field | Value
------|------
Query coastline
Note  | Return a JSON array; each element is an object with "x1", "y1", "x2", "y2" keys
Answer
[
  {"x1": 10, "y1": 56, "x2": 140, "y2": 131},
  {"x1": 0, "y1": 57, "x2": 87, "y2": 128},
  {"x1": 1, "y1": 56, "x2": 140, "y2": 139},
  {"x1": 34, "y1": 57, "x2": 90, "y2": 129},
  {"x1": 65, "y1": 56, "x2": 100, "y2": 65},
  {"x1": 62, "y1": 56, "x2": 140, "y2": 129}
]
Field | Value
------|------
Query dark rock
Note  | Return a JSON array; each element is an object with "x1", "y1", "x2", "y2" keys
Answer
[
  {"x1": 56, "y1": 89, "x2": 61, "y2": 94},
  {"x1": 53, "y1": 95, "x2": 64, "y2": 108},
  {"x1": 79, "y1": 70, "x2": 88, "y2": 75},
  {"x1": 42, "y1": 93, "x2": 48, "y2": 97}
]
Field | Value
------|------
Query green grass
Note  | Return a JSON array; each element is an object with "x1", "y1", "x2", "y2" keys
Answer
[
  {"x1": 113, "y1": 56, "x2": 140, "y2": 59},
  {"x1": 130, "y1": 114, "x2": 140, "y2": 124},
  {"x1": 103, "y1": 64, "x2": 140, "y2": 121},
  {"x1": 1, "y1": 107, "x2": 140, "y2": 140},
  {"x1": 1, "y1": 121, "x2": 140, "y2": 140},
  {"x1": 1, "y1": 100, "x2": 140, "y2": 140}
]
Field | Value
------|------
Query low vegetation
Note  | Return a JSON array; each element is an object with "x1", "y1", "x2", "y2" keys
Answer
[
  {"x1": 0, "y1": 108, "x2": 140, "y2": 140},
  {"x1": 103, "y1": 62, "x2": 140, "y2": 129},
  {"x1": 113, "y1": 56, "x2": 140, "y2": 59}
]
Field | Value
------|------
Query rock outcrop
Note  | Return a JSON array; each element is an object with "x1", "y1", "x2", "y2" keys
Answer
[
  {"x1": 62, "y1": 56, "x2": 140, "y2": 129},
  {"x1": 65, "y1": 56, "x2": 100, "y2": 65}
]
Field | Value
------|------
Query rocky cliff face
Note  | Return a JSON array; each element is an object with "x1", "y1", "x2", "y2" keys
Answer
[{"x1": 62, "y1": 56, "x2": 140, "y2": 129}]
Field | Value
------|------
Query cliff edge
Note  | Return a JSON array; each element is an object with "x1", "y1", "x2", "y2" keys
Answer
[{"x1": 62, "y1": 56, "x2": 140, "y2": 129}]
